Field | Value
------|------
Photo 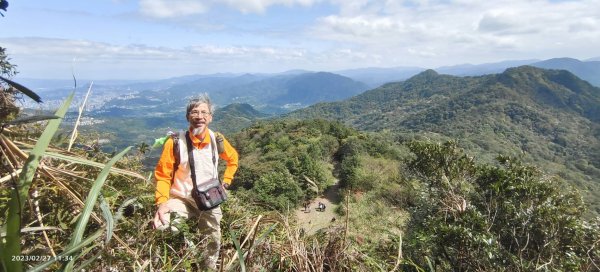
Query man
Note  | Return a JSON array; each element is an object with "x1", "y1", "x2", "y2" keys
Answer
[{"x1": 153, "y1": 94, "x2": 239, "y2": 270}]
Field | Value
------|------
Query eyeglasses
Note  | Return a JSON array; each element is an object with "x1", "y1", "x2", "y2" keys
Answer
[{"x1": 189, "y1": 110, "x2": 211, "y2": 117}]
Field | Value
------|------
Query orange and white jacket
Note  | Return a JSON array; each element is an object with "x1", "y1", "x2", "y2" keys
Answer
[{"x1": 154, "y1": 129, "x2": 239, "y2": 205}]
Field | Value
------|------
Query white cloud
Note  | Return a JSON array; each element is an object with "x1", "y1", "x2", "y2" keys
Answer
[
  {"x1": 569, "y1": 17, "x2": 599, "y2": 33},
  {"x1": 1, "y1": 37, "x2": 190, "y2": 79},
  {"x1": 319, "y1": 15, "x2": 402, "y2": 38},
  {"x1": 477, "y1": 9, "x2": 522, "y2": 34},
  {"x1": 1, "y1": 38, "x2": 179, "y2": 61},
  {"x1": 139, "y1": 0, "x2": 207, "y2": 18},
  {"x1": 407, "y1": 48, "x2": 438, "y2": 58},
  {"x1": 186, "y1": 45, "x2": 306, "y2": 61},
  {"x1": 132, "y1": 0, "x2": 600, "y2": 68},
  {"x1": 309, "y1": 0, "x2": 600, "y2": 66},
  {"x1": 0, "y1": 37, "x2": 317, "y2": 79},
  {"x1": 220, "y1": 0, "x2": 320, "y2": 13},
  {"x1": 137, "y1": 0, "x2": 321, "y2": 17},
  {"x1": 3, "y1": 0, "x2": 600, "y2": 79}
]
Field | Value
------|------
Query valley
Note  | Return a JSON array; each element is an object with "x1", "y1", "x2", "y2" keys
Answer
[{"x1": 19, "y1": 59, "x2": 600, "y2": 215}]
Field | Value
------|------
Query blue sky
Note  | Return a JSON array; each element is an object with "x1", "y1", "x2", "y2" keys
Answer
[{"x1": 1, "y1": 0, "x2": 599, "y2": 80}]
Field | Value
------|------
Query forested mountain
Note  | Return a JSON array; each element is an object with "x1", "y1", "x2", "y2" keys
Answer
[
  {"x1": 211, "y1": 103, "x2": 272, "y2": 134},
  {"x1": 436, "y1": 59, "x2": 538, "y2": 76},
  {"x1": 336, "y1": 66, "x2": 425, "y2": 88},
  {"x1": 335, "y1": 58, "x2": 600, "y2": 88},
  {"x1": 163, "y1": 73, "x2": 268, "y2": 106},
  {"x1": 531, "y1": 57, "x2": 600, "y2": 86},
  {"x1": 287, "y1": 66, "x2": 600, "y2": 214},
  {"x1": 270, "y1": 72, "x2": 368, "y2": 105},
  {"x1": 157, "y1": 71, "x2": 368, "y2": 112}
]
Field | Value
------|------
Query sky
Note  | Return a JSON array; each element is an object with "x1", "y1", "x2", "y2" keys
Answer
[{"x1": 1, "y1": 0, "x2": 599, "y2": 80}]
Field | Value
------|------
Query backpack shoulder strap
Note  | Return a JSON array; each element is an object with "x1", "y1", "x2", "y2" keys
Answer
[
  {"x1": 170, "y1": 132, "x2": 180, "y2": 183},
  {"x1": 184, "y1": 131, "x2": 199, "y2": 191},
  {"x1": 208, "y1": 130, "x2": 221, "y2": 181},
  {"x1": 208, "y1": 130, "x2": 217, "y2": 166},
  {"x1": 213, "y1": 131, "x2": 225, "y2": 154}
]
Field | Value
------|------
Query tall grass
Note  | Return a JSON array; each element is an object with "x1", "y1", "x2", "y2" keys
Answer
[
  {"x1": 0, "y1": 92, "x2": 135, "y2": 272},
  {"x1": 0, "y1": 92, "x2": 73, "y2": 272},
  {"x1": 67, "y1": 82, "x2": 93, "y2": 151},
  {"x1": 61, "y1": 146, "x2": 132, "y2": 271}
]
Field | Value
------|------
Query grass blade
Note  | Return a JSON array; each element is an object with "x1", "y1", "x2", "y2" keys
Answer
[
  {"x1": 426, "y1": 256, "x2": 435, "y2": 272},
  {"x1": 62, "y1": 146, "x2": 132, "y2": 271},
  {"x1": 0, "y1": 226, "x2": 63, "y2": 237},
  {"x1": 98, "y1": 195, "x2": 114, "y2": 244},
  {"x1": 68, "y1": 82, "x2": 93, "y2": 151},
  {"x1": 230, "y1": 230, "x2": 246, "y2": 272},
  {"x1": 43, "y1": 151, "x2": 145, "y2": 180},
  {"x1": 0, "y1": 92, "x2": 73, "y2": 272},
  {"x1": 250, "y1": 222, "x2": 278, "y2": 252},
  {"x1": 5, "y1": 115, "x2": 60, "y2": 126},
  {"x1": 0, "y1": 75, "x2": 42, "y2": 103}
]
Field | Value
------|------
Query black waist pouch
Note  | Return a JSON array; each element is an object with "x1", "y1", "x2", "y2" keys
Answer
[{"x1": 191, "y1": 178, "x2": 228, "y2": 210}]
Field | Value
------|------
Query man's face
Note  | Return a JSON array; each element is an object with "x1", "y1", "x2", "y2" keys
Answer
[{"x1": 187, "y1": 103, "x2": 212, "y2": 134}]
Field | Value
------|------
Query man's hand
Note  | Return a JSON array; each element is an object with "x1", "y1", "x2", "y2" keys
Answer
[{"x1": 153, "y1": 203, "x2": 170, "y2": 229}]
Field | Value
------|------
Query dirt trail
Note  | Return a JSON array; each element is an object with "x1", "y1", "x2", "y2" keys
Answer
[{"x1": 295, "y1": 181, "x2": 342, "y2": 235}]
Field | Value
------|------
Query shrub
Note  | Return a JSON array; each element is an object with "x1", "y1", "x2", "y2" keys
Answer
[
  {"x1": 404, "y1": 141, "x2": 599, "y2": 271},
  {"x1": 250, "y1": 168, "x2": 303, "y2": 212}
]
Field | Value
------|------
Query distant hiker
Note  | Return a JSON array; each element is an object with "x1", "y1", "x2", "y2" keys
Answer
[
  {"x1": 153, "y1": 94, "x2": 239, "y2": 270},
  {"x1": 318, "y1": 202, "x2": 326, "y2": 212},
  {"x1": 304, "y1": 200, "x2": 311, "y2": 213}
]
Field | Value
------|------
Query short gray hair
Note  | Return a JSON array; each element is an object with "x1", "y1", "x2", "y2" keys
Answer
[{"x1": 185, "y1": 93, "x2": 215, "y2": 118}]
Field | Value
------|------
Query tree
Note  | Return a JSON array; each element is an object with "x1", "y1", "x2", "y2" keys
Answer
[
  {"x1": 0, "y1": 46, "x2": 19, "y2": 122},
  {"x1": 404, "y1": 141, "x2": 599, "y2": 271},
  {"x1": 135, "y1": 142, "x2": 150, "y2": 155},
  {"x1": 0, "y1": 1, "x2": 8, "y2": 17}
]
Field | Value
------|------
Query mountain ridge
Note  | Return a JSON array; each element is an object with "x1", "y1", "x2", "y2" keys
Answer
[{"x1": 286, "y1": 66, "x2": 600, "y2": 214}]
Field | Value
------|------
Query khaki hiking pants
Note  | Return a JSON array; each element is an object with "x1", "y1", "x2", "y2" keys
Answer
[{"x1": 157, "y1": 197, "x2": 223, "y2": 270}]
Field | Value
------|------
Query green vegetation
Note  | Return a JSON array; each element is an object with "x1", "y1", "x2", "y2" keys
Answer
[
  {"x1": 404, "y1": 141, "x2": 599, "y2": 271},
  {"x1": 2, "y1": 113, "x2": 599, "y2": 270},
  {"x1": 232, "y1": 119, "x2": 351, "y2": 210},
  {"x1": 228, "y1": 119, "x2": 599, "y2": 270},
  {"x1": 0, "y1": 46, "x2": 20, "y2": 121},
  {"x1": 288, "y1": 67, "x2": 600, "y2": 215},
  {"x1": 2, "y1": 93, "x2": 73, "y2": 271},
  {"x1": 273, "y1": 72, "x2": 368, "y2": 105},
  {"x1": 212, "y1": 103, "x2": 272, "y2": 135}
]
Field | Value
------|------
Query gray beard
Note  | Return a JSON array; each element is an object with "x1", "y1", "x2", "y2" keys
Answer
[{"x1": 192, "y1": 128, "x2": 203, "y2": 136}]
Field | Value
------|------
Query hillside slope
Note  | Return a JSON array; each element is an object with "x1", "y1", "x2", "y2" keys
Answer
[
  {"x1": 532, "y1": 58, "x2": 600, "y2": 86},
  {"x1": 287, "y1": 66, "x2": 600, "y2": 214},
  {"x1": 211, "y1": 103, "x2": 272, "y2": 134},
  {"x1": 161, "y1": 72, "x2": 369, "y2": 111}
]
